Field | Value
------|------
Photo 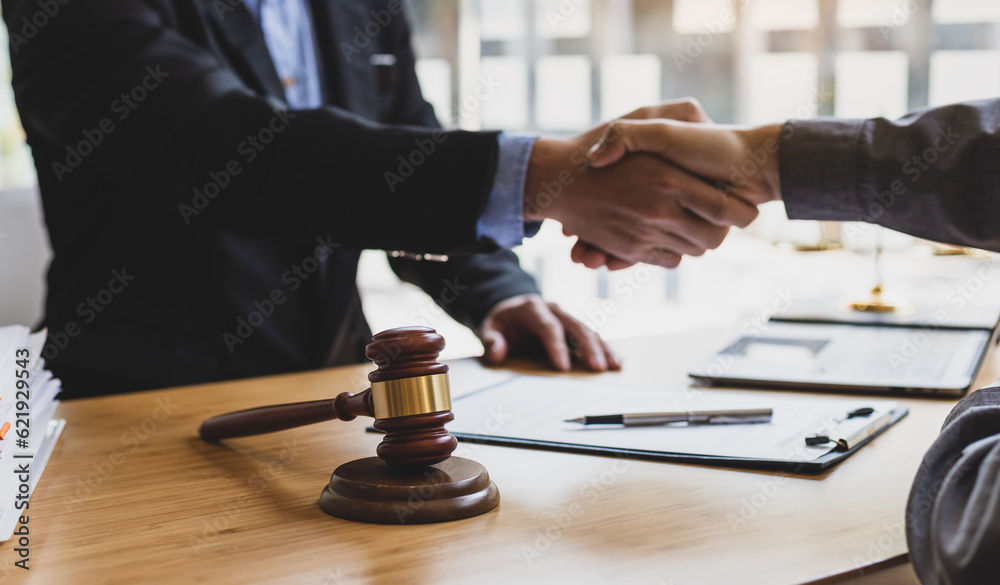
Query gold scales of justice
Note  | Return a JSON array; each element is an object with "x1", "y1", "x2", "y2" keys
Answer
[
  {"x1": 843, "y1": 228, "x2": 916, "y2": 315},
  {"x1": 784, "y1": 223, "x2": 918, "y2": 315},
  {"x1": 843, "y1": 233, "x2": 987, "y2": 313}
]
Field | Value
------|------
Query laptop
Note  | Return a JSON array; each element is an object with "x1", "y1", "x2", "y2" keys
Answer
[{"x1": 689, "y1": 299, "x2": 1000, "y2": 396}]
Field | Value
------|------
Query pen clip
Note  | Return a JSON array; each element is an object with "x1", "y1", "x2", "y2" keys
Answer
[
  {"x1": 698, "y1": 412, "x2": 773, "y2": 424},
  {"x1": 804, "y1": 406, "x2": 886, "y2": 451}
]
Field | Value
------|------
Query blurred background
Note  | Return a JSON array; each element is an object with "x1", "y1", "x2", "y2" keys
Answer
[{"x1": 2, "y1": 0, "x2": 999, "y2": 359}]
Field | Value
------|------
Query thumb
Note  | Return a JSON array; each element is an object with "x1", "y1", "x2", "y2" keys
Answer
[
  {"x1": 587, "y1": 119, "x2": 671, "y2": 168},
  {"x1": 479, "y1": 326, "x2": 508, "y2": 364}
]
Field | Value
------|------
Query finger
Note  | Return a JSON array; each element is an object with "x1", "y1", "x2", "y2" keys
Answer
[
  {"x1": 660, "y1": 215, "x2": 730, "y2": 255},
  {"x1": 521, "y1": 304, "x2": 571, "y2": 371},
  {"x1": 550, "y1": 305, "x2": 607, "y2": 371},
  {"x1": 588, "y1": 119, "x2": 674, "y2": 169},
  {"x1": 645, "y1": 248, "x2": 683, "y2": 268},
  {"x1": 623, "y1": 98, "x2": 712, "y2": 123},
  {"x1": 570, "y1": 240, "x2": 588, "y2": 264},
  {"x1": 605, "y1": 256, "x2": 637, "y2": 271},
  {"x1": 581, "y1": 246, "x2": 610, "y2": 269},
  {"x1": 722, "y1": 186, "x2": 761, "y2": 209},
  {"x1": 573, "y1": 240, "x2": 636, "y2": 271},
  {"x1": 478, "y1": 324, "x2": 508, "y2": 364},
  {"x1": 635, "y1": 120, "x2": 746, "y2": 182},
  {"x1": 586, "y1": 120, "x2": 626, "y2": 168},
  {"x1": 649, "y1": 230, "x2": 710, "y2": 257},
  {"x1": 666, "y1": 167, "x2": 760, "y2": 229},
  {"x1": 603, "y1": 343, "x2": 623, "y2": 370}
]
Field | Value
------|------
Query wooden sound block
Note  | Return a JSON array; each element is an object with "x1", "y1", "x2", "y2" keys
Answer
[{"x1": 319, "y1": 457, "x2": 499, "y2": 524}]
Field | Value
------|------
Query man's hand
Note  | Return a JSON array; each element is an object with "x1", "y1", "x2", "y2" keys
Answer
[
  {"x1": 478, "y1": 294, "x2": 621, "y2": 372},
  {"x1": 523, "y1": 99, "x2": 759, "y2": 270},
  {"x1": 567, "y1": 117, "x2": 783, "y2": 269},
  {"x1": 588, "y1": 119, "x2": 784, "y2": 205}
]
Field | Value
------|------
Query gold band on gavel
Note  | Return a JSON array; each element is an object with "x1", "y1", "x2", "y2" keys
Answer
[{"x1": 370, "y1": 374, "x2": 452, "y2": 419}]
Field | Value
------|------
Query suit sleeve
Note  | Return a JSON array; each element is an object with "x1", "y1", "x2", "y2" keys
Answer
[
  {"x1": 780, "y1": 99, "x2": 1000, "y2": 252},
  {"x1": 378, "y1": 1, "x2": 540, "y2": 328},
  {"x1": 5, "y1": 0, "x2": 499, "y2": 255},
  {"x1": 906, "y1": 387, "x2": 1000, "y2": 585}
]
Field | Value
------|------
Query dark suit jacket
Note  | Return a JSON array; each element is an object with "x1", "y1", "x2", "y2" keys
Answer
[{"x1": 4, "y1": 0, "x2": 539, "y2": 397}]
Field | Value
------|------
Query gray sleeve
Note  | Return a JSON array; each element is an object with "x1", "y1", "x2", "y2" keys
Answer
[
  {"x1": 906, "y1": 387, "x2": 1000, "y2": 585},
  {"x1": 779, "y1": 99, "x2": 1000, "y2": 252}
]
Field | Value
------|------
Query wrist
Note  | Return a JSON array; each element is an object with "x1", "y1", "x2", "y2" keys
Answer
[
  {"x1": 523, "y1": 136, "x2": 577, "y2": 223},
  {"x1": 750, "y1": 123, "x2": 783, "y2": 202}
]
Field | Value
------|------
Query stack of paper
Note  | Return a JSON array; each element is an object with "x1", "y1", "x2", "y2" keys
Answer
[{"x1": 0, "y1": 325, "x2": 65, "y2": 542}]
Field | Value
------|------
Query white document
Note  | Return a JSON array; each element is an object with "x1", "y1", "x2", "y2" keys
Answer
[{"x1": 449, "y1": 376, "x2": 900, "y2": 463}]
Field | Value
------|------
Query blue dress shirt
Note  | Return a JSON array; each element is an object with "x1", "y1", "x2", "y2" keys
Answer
[
  {"x1": 242, "y1": 0, "x2": 535, "y2": 247},
  {"x1": 243, "y1": 0, "x2": 323, "y2": 109}
]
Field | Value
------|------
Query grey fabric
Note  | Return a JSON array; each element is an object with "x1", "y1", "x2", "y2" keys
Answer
[
  {"x1": 906, "y1": 388, "x2": 1000, "y2": 585},
  {"x1": 781, "y1": 99, "x2": 1000, "y2": 253}
]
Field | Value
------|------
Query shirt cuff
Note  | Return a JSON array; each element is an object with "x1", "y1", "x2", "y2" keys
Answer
[
  {"x1": 477, "y1": 132, "x2": 541, "y2": 248},
  {"x1": 779, "y1": 117, "x2": 868, "y2": 222}
]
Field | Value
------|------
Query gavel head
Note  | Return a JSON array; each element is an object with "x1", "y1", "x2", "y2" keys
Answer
[{"x1": 365, "y1": 326, "x2": 458, "y2": 467}]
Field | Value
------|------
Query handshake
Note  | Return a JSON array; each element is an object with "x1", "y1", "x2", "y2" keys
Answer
[{"x1": 523, "y1": 99, "x2": 784, "y2": 270}]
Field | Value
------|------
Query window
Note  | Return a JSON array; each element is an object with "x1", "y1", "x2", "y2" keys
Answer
[
  {"x1": 378, "y1": 0, "x2": 1000, "y2": 349},
  {"x1": 0, "y1": 26, "x2": 34, "y2": 188}
]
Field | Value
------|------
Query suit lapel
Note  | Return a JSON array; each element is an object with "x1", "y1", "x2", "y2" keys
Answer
[
  {"x1": 310, "y1": 0, "x2": 378, "y2": 118},
  {"x1": 204, "y1": 0, "x2": 287, "y2": 101}
]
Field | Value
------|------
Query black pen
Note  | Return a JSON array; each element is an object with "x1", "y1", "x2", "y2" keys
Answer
[{"x1": 564, "y1": 408, "x2": 773, "y2": 427}]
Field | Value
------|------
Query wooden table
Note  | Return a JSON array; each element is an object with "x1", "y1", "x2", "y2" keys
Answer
[{"x1": 3, "y1": 329, "x2": 990, "y2": 585}]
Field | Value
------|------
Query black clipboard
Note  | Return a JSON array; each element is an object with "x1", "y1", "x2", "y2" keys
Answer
[
  {"x1": 450, "y1": 406, "x2": 908, "y2": 474},
  {"x1": 438, "y1": 376, "x2": 909, "y2": 475}
]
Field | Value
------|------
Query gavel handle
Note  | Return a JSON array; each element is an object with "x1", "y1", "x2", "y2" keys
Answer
[{"x1": 198, "y1": 389, "x2": 374, "y2": 441}]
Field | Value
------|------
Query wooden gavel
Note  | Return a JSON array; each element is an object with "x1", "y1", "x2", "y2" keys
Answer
[
  {"x1": 199, "y1": 326, "x2": 458, "y2": 466},
  {"x1": 200, "y1": 326, "x2": 499, "y2": 524}
]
